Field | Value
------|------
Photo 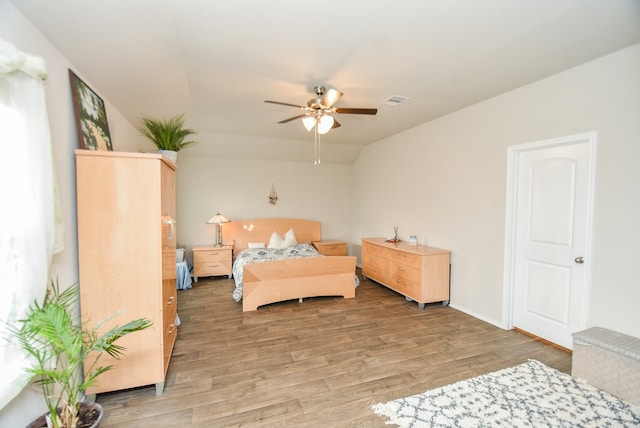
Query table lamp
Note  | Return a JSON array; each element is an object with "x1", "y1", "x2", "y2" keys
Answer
[{"x1": 206, "y1": 212, "x2": 230, "y2": 246}]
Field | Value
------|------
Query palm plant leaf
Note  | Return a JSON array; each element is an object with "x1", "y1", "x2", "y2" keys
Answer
[
  {"x1": 6, "y1": 279, "x2": 152, "y2": 428},
  {"x1": 137, "y1": 114, "x2": 197, "y2": 151}
]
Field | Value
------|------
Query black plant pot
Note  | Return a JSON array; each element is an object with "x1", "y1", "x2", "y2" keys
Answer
[{"x1": 27, "y1": 402, "x2": 103, "y2": 428}]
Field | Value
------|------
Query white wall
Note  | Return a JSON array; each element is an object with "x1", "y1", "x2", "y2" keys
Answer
[
  {"x1": 0, "y1": 2, "x2": 148, "y2": 425},
  {"x1": 3, "y1": 0, "x2": 638, "y2": 423},
  {"x1": 175, "y1": 154, "x2": 353, "y2": 258},
  {"x1": 353, "y1": 43, "x2": 640, "y2": 338}
]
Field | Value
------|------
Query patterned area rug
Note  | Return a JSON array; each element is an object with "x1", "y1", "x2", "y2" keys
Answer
[{"x1": 372, "y1": 359, "x2": 640, "y2": 427}]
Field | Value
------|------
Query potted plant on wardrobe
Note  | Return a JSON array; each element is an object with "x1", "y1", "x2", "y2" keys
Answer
[
  {"x1": 136, "y1": 113, "x2": 197, "y2": 162},
  {"x1": 9, "y1": 279, "x2": 152, "y2": 428}
]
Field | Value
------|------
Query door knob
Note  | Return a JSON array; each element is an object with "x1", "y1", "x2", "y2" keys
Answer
[{"x1": 574, "y1": 256, "x2": 584, "y2": 264}]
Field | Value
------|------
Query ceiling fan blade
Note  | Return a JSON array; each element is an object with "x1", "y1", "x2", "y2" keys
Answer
[
  {"x1": 265, "y1": 100, "x2": 306, "y2": 109},
  {"x1": 332, "y1": 119, "x2": 341, "y2": 129},
  {"x1": 335, "y1": 107, "x2": 378, "y2": 115},
  {"x1": 320, "y1": 88, "x2": 343, "y2": 108},
  {"x1": 278, "y1": 114, "x2": 307, "y2": 124}
]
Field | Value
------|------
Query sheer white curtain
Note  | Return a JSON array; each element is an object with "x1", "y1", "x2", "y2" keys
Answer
[{"x1": 0, "y1": 39, "x2": 64, "y2": 409}]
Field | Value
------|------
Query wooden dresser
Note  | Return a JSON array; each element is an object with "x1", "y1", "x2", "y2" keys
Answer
[
  {"x1": 361, "y1": 238, "x2": 451, "y2": 309},
  {"x1": 76, "y1": 150, "x2": 177, "y2": 396},
  {"x1": 192, "y1": 245, "x2": 233, "y2": 281}
]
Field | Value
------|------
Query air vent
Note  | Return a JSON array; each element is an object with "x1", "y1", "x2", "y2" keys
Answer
[{"x1": 382, "y1": 95, "x2": 410, "y2": 106}]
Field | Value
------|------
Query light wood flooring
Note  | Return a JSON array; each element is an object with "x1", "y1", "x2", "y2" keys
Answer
[{"x1": 97, "y1": 271, "x2": 571, "y2": 427}]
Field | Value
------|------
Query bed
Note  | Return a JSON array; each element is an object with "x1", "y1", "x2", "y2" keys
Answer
[
  {"x1": 176, "y1": 247, "x2": 192, "y2": 290},
  {"x1": 224, "y1": 218, "x2": 357, "y2": 311}
]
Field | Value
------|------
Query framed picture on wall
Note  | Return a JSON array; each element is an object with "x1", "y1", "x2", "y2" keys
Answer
[{"x1": 69, "y1": 69, "x2": 112, "y2": 151}]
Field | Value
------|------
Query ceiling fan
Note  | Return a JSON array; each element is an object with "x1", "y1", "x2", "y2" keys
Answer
[
  {"x1": 264, "y1": 86, "x2": 377, "y2": 165},
  {"x1": 265, "y1": 85, "x2": 377, "y2": 133}
]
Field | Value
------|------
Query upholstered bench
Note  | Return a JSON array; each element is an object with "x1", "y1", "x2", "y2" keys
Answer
[{"x1": 572, "y1": 327, "x2": 640, "y2": 406}]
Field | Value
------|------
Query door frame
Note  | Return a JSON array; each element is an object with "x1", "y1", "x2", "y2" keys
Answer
[{"x1": 502, "y1": 132, "x2": 597, "y2": 334}]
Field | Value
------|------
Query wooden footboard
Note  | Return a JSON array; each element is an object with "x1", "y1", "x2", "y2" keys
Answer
[{"x1": 242, "y1": 256, "x2": 357, "y2": 311}]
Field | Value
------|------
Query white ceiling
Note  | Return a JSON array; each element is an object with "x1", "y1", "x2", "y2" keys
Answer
[{"x1": 11, "y1": 0, "x2": 640, "y2": 164}]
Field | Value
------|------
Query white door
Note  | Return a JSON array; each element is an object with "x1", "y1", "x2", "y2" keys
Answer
[{"x1": 506, "y1": 133, "x2": 595, "y2": 349}]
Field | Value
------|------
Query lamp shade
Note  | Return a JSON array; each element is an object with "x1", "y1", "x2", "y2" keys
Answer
[
  {"x1": 206, "y1": 212, "x2": 230, "y2": 246},
  {"x1": 317, "y1": 115, "x2": 334, "y2": 134},
  {"x1": 206, "y1": 212, "x2": 230, "y2": 224},
  {"x1": 302, "y1": 116, "x2": 316, "y2": 132}
]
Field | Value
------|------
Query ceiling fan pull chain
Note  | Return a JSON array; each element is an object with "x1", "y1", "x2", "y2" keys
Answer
[{"x1": 314, "y1": 126, "x2": 321, "y2": 165}]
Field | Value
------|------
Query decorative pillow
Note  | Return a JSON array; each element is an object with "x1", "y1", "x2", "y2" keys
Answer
[
  {"x1": 283, "y1": 228, "x2": 297, "y2": 248},
  {"x1": 267, "y1": 229, "x2": 298, "y2": 249},
  {"x1": 267, "y1": 231, "x2": 285, "y2": 249},
  {"x1": 248, "y1": 242, "x2": 265, "y2": 249}
]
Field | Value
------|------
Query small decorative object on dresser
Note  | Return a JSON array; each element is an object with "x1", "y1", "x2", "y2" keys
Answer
[
  {"x1": 312, "y1": 240, "x2": 347, "y2": 256},
  {"x1": 362, "y1": 237, "x2": 451, "y2": 309},
  {"x1": 192, "y1": 245, "x2": 233, "y2": 282},
  {"x1": 386, "y1": 226, "x2": 400, "y2": 243}
]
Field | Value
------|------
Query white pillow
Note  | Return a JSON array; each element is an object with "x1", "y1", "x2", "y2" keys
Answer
[
  {"x1": 268, "y1": 231, "x2": 285, "y2": 249},
  {"x1": 283, "y1": 228, "x2": 297, "y2": 247},
  {"x1": 267, "y1": 229, "x2": 298, "y2": 249},
  {"x1": 248, "y1": 242, "x2": 265, "y2": 249}
]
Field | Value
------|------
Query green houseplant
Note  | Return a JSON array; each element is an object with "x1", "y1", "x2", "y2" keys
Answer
[
  {"x1": 9, "y1": 280, "x2": 152, "y2": 428},
  {"x1": 136, "y1": 114, "x2": 197, "y2": 162}
]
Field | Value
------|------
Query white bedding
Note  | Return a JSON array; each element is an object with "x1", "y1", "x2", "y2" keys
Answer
[{"x1": 231, "y1": 243, "x2": 321, "y2": 302}]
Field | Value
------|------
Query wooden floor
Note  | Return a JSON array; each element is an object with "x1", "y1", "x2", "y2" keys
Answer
[{"x1": 97, "y1": 271, "x2": 571, "y2": 427}]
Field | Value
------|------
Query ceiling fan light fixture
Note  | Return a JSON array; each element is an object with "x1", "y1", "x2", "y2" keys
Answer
[
  {"x1": 266, "y1": 85, "x2": 375, "y2": 164},
  {"x1": 317, "y1": 115, "x2": 334, "y2": 134},
  {"x1": 302, "y1": 116, "x2": 316, "y2": 132}
]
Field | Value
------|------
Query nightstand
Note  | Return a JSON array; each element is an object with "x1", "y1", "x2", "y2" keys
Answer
[
  {"x1": 312, "y1": 240, "x2": 347, "y2": 256},
  {"x1": 192, "y1": 245, "x2": 233, "y2": 282}
]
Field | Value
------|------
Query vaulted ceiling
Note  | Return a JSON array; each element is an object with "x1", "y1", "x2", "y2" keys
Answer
[{"x1": 11, "y1": 0, "x2": 640, "y2": 164}]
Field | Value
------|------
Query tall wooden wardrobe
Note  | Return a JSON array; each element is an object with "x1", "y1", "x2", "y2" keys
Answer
[{"x1": 76, "y1": 150, "x2": 177, "y2": 396}]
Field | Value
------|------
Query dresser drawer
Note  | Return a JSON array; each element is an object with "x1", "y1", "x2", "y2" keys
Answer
[
  {"x1": 388, "y1": 263, "x2": 422, "y2": 297},
  {"x1": 193, "y1": 261, "x2": 232, "y2": 277},
  {"x1": 390, "y1": 264, "x2": 421, "y2": 285},
  {"x1": 162, "y1": 299, "x2": 177, "y2": 338},
  {"x1": 194, "y1": 249, "x2": 230, "y2": 263},
  {"x1": 362, "y1": 241, "x2": 387, "y2": 283},
  {"x1": 388, "y1": 249, "x2": 422, "y2": 270},
  {"x1": 362, "y1": 258, "x2": 387, "y2": 284},
  {"x1": 162, "y1": 250, "x2": 177, "y2": 279},
  {"x1": 362, "y1": 241, "x2": 386, "y2": 257},
  {"x1": 162, "y1": 305, "x2": 178, "y2": 372},
  {"x1": 388, "y1": 275, "x2": 422, "y2": 299},
  {"x1": 162, "y1": 278, "x2": 177, "y2": 308},
  {"x1": 363, "y1": 251, "x2": 387, "y2": 270}
]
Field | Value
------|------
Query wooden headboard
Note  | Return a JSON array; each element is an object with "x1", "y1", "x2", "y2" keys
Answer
[{"x1": 223, "y1": 218, "x2": 321, "y2": 253}]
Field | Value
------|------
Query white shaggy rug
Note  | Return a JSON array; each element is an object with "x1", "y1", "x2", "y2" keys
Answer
[{"x1": 372, "y1": 359, "x2": 640, "y2": 427}]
